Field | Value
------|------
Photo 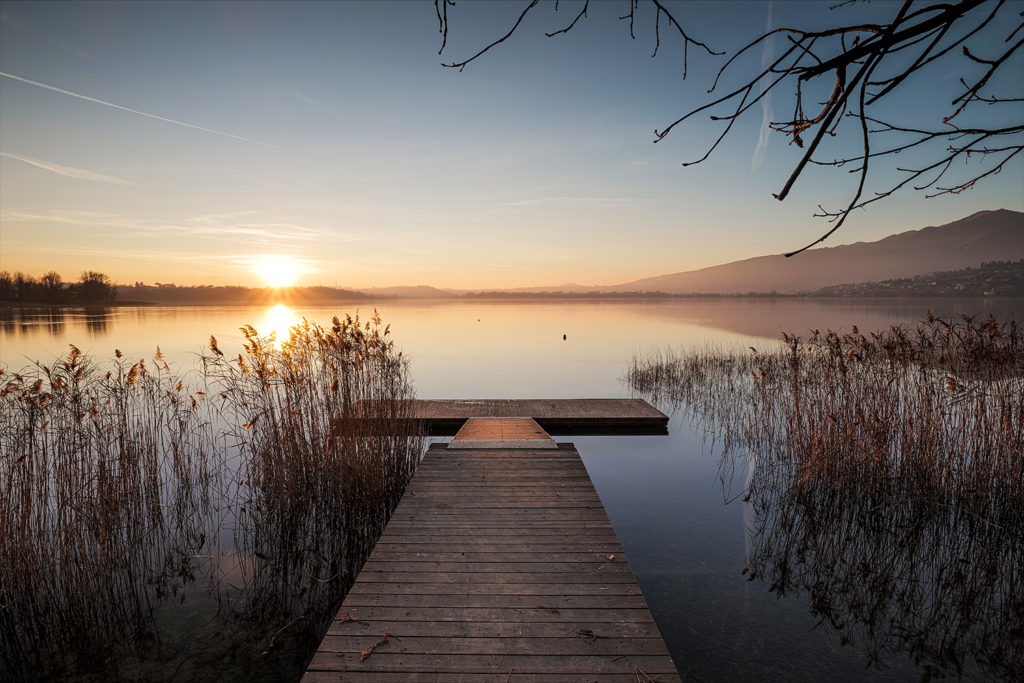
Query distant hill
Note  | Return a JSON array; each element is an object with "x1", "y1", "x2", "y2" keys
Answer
[
  {"x1": 602, "y1": 209, "x2": 1023, "y2": 294},
  {"x1": 359, "y1": 285, "x2": 456, "y2": 298},
  {"x1": 812, "y1": 260, "x2": 1024, "y2": 297},
  {"x1": 495, "y1": 282, "x2": 592, "y2": 294},
  {"x1": 111, "y1": 210, "x2": 1023, "y2": 302},
  {"x1": 118, "y1": 284, "x2": 368, "y2": 305}
]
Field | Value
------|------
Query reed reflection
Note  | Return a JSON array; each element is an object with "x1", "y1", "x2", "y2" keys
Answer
[
  {"x1": 628, "y1": 313, "x2": 1024, "y2": 680},
  {"x1": 741, "y1": 467, "x2": 1022, "y2": 680}
]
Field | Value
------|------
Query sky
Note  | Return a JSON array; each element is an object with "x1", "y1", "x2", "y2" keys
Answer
[{"x1": 1, "y1": 0, "x2": 1022, "y2": 289}]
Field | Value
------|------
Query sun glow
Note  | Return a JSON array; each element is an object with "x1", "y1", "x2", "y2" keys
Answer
[
  {"x1": 253, "y1": 254, "x2": 303, "y2": 288},
  {"x1": 259, "y1": 304, "x2": 300, "y2": 344}
]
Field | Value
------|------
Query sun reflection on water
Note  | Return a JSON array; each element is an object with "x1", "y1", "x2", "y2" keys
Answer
[{"x1": 258, "y1": 304, "x2": 300, "y2": 345}]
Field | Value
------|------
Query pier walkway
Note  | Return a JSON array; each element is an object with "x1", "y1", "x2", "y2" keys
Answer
[
  {"x1": 406, "y1": 398, "x2": 668, "y2": 435},
  {"x1": 304, "y1": 400, "x2": 678, "y2": 681}
]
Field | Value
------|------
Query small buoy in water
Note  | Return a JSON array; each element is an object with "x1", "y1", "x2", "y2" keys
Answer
[{"x1": 563, "y1": 334, "x2": 567, "y2": 340}]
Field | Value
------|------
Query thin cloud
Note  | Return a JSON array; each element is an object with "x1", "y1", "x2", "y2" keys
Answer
[
  {"x1": 1, "y1": 151, "x2": 137, "y2": 185},
  {"x1": 0, "y1": 72, "x2": 267, "y2": 146},
  {"x1": 3, "y1": 208, "x2": 343, "y2": 243},
  {"x1": 501, "y1": 196, "x2": 636, "y2": 208},
  {"x1": 5, "y1": 241, "x2": 328, "y2": 270},
  {"x1": 289, "y1": 88, "x2": 337, "y2": 114},
  {"x1": 181, "y1": 213, "x2": 338, "y2": 242},
  {"x1": 222, "y1": 253, "x2": 326, "y2": 275},
  {"x1": 193, "y1": 223, "x2": 326, "y2": 242},
  {"x1": 1, "y1": 209, "x2": 144, "y2": 227},
  {"x1": 751, "y1": 1, "x2": 774, "y2": 172}
]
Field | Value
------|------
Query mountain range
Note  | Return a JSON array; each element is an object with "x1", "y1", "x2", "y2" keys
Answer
[
  {"x1": 523, "y1": 209, "x2": 1023, "y2": 295},
  {"x1": 110, "y1": 209, "x2": 1023, "y2": 302}
]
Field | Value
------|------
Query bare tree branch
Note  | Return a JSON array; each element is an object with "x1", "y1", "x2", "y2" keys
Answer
[
  {"x1": 441, "y1": 1, "x2": 541, "y2": 72},
  {"x1": 435, "y1": 0, "x2": 1024, "y2": 255},
  {"x1": 546, "y1": 0, "x2": 589, "y2": 38}
]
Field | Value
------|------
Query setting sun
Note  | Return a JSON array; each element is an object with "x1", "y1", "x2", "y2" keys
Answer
[{"x1": 253, "y1": 254, "x2": 302, "y2": 288}]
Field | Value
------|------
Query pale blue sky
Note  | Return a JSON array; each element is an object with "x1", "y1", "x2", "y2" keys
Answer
[{"x1": 1, "y1": 1, "x2": 1021, "y2": 288}]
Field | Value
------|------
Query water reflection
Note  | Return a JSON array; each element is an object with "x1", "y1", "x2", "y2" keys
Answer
[
  {"x1": 259, "y1": 304, "x2": 301, "y2": 345},
  {"x1": 629, "y1": 315, "x2": 1024, "y2": 680},
  {"x1": 0, "y1": 305, "x2": 113, "y2": 339},
  {"x1": 83, "y1": 307, "x2": 111, "y2": 335},
  {"x1": 740, "y1": 473, "x2": 1023, "y2": 680}
]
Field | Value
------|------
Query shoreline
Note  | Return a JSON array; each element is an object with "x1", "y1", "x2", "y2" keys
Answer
[{"x1": 2, "y1": 293, "x2": 1022, "y2": 308}]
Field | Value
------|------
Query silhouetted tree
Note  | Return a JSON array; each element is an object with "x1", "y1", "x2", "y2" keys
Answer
[
  {"x1": 14, "y1": 273, "x2": 37, "y2": 301},
  {"x1": 77, "y1": 271, "x2": 118, "y2": 304},
  {"x1": 0, "y1": 272, "x2": 14, "y2": 302},
  {"x1": 0, "y1": 270, "x2": 118, "y2": 304},
  {"x1": 40, "y1": 271, "x2": 63, "y2": 303},
  {"x1": 436, "y1": 0, "x2": 1023, "y2": 255}
]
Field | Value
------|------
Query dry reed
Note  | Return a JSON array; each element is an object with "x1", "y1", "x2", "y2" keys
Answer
[
  {"x1": 0, "y1": 312, "x2": 421, "y2": 680},
  {"x1": 627, "y1": 312, "x2": 1023, "y2": 679}
]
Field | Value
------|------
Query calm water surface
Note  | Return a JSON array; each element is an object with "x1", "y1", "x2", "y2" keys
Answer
[{"x1": 2, "y1": 297, "x2": 1020, "y2": 681}]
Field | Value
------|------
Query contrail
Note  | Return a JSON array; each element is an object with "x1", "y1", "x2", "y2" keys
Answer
[
  {"x1": 0, "y1": 71, "x2": 266, "y2": 146},
  {"x1": 1, "y1": 151, "x2": 136, "y2": 185},
  {"x1": 751, "y1": 1, "x2": 774, "y2": 172}
]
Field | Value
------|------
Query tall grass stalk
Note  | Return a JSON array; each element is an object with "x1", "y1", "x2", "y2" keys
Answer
[
  {"x1": 0, "y1": 312, "x2": 421, "y2": 680},
  {"x1": 629, "y1": 313, "x2": 1023, "y2": 502},
  {"x1": 628, "y1": 313, "x2": 1023, "y2": 678}
]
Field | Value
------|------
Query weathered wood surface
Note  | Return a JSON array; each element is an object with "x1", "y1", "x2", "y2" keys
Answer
[
  {"x1": 408, "y1": 398, "x2": 669, "y2": 435},
  {"x1": 450, "y1": 417, "x2": 557, "y2": 449},
  {"x1": 304, "y1": 442, "x2": 680, "y2": 681}
]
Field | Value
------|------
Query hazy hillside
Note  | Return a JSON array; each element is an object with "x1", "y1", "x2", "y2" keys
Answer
[
  {"x1": 118, "y1": 284, "x2": 368, "y2": 305},
  {"x1": 359, "y1": 285, "x2": 456, "y2": 298},
  {"x1": 608, "y1": 209, "x2": 1024, "y2": 294},
  {"x1": 812, "y1": 260, "x2": 1024, "y2": 297}
]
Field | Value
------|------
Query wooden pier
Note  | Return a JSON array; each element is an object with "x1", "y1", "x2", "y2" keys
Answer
[
  {"x1": 305, "y1": 401, "x2": 678, "y2": 681},
  {"x1": 407, "y1": 398, "x2": 669, "y2": 435}
]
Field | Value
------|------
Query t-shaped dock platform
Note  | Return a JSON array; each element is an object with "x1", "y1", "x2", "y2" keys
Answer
[{"x1": 304, "y1": 399, "x2": 678, "y2": 681}]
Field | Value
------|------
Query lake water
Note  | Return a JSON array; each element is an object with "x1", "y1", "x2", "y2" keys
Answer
[{"x1": 2, "y1": 297, "x2": 1020, "y2": 681}]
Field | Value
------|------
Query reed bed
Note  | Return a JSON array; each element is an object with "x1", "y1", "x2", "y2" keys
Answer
[
  {"x1": 627, "y1": 313, "x2": 1023, "y2": 678},
  {"x1": 629, "y1": 313, "x2": 1023, "y2": 502},
  {"x1": 0, "y1": 312, "x2": 421, "y2": 680}
]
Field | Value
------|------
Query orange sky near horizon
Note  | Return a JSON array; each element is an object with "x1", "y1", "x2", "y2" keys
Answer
[{"x1": 2, "y1": 2, "x2": 1021, "y2": 290}]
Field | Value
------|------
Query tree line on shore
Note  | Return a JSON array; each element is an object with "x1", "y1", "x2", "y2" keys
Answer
[{"x1": 0, "y1": 271, "x2": 118, "y2": 304}]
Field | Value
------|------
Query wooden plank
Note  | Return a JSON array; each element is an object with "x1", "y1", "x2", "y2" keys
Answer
[
  {"x1": 411, "y1": 399, "x2": 666, "y2": 420},
  {"x1": 371, "y1": 540, "x2": 622, "y2": 550},
  {"x1": 304, "y1": 443, "x2": 679, "y2": 681},
  {"x1": 346, "y1": 583, "x2": 643, "y2": 596},
  {"x1": 321, "y1": 606, "x2": 661, "y2": 624},
  {"x1": 364, "y1": 533, "x2": 617, "y2": 543},
  {"x1": 398, "y1": 398, "x2": 669, "y2": 435},
  {"x1": 359, "y1": 561, "x2": 635, "y2": 574},
  {"x1": 353, "y1": 572, "x2": 638, "y2": 585},
  {"x1": 325, "y1": 620, "x2": 664, "y2": 638},
  {"x1": 374, "y1": 536, "x2": 618, "y2": 548},
  {"x1": 378, "y1": 528, "x2": 617, "y2": 536},
  {"x1": 318, "y1": 635, "x2": 671, "y2": 656},
  {"x1": 305, "y1": 653, "x2": 680, "y2": 674},
  {"x1": 339, "y1": 595, "x2": 649, "y2": 609},
  {"x1": 306, "y1": 674, "x2": 675, "y2": 683},
  {"x1": 450, "y1": 417, "x2": 557, "y2": 449}
]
